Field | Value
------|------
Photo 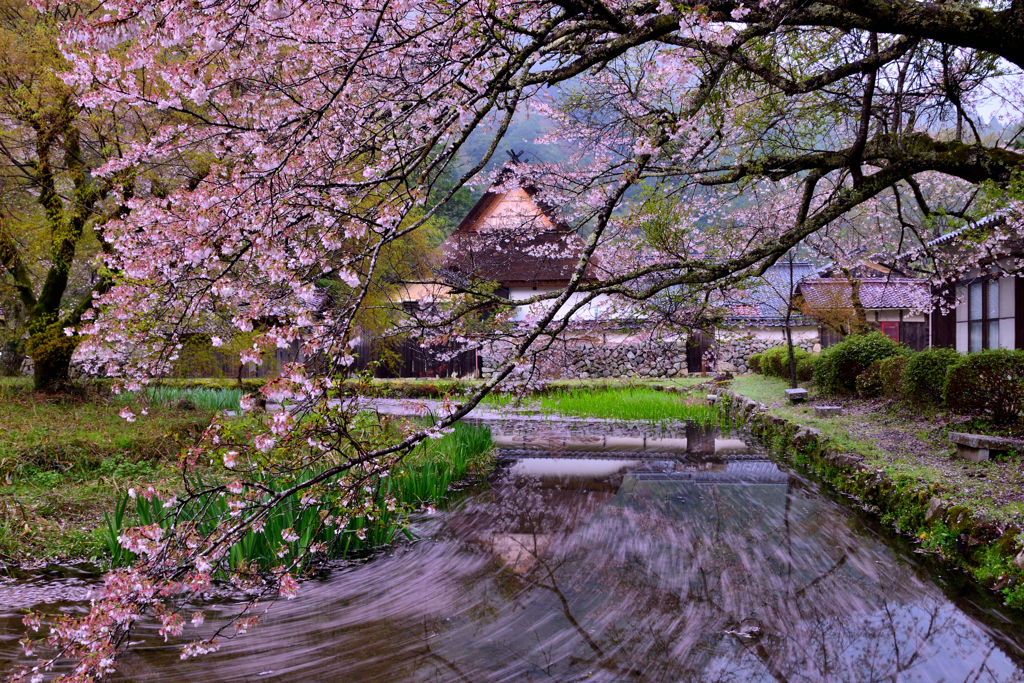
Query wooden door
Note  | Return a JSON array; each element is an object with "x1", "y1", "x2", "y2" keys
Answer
[
  {"x1": 880, "y1": 321, "x2": 900, "y2": 343},
  {"x1": 686, "y1": 330, "x2": 712, "y2": 374},
  {"x1": 899, "y1": 322, "x2": 929, "y2": 351}
]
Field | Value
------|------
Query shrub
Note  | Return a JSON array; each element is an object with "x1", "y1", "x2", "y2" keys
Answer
[
  {"x1": 904, "y1": 347, "x2": 961, "y2": 406},
  {"x1": 878, "y1": 355, "x2": 909, "y2": 400},
  {"x1": 944, "y1": 349, "x2": 1024, "y2": 424},
  {"x1": 855, "y1": 359, "x2": 884, "y2": 398},
  {"x1": 816, "y1": 331, "x2": 907, "y2": 395},
  {"x1": 749, "y1": 353, "x2": 763, "y2": 374},
  {"x1": 761, "y1": 345, "x2": 813, "y2": 380},
  {"x1": 795, "y1": 355, "x2": 816, "y2": 382}
]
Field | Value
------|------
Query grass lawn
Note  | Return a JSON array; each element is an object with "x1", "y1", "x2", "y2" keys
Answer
[{"x1": 534, "y1": 386, "x2": 722, "y2": 423}]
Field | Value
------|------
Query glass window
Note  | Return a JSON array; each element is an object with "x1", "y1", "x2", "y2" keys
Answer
[
  {"x1": 989, "y1": 320, "x2": 1000, "y2": 349},
  {"x1": 969, "y1": 282, "x2": 983, "y2": 321},
  {"x1": 988, "y1": 279, "x2": 1000, "y2": 319},
  {"x1": 970, "y1": 322, "x2": 984, "y2": 353}
]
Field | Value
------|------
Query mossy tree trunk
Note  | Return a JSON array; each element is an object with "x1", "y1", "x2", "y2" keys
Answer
[{"x1": 0, "y1": 101, "x2": 108, "y2": 391}]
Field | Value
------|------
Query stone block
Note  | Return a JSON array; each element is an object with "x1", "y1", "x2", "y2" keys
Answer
[
  {"x1": 784, "y1": 388, "x2": 808, "y2": 403},
  {"x1": 954, "y1": 445, "x2": 989, "y2": 463},
  {"x1": 925, "y1": 497, "x2": 944, "y2": 524},
  {"x1": 813, "y1": 405, "x2": 842, "y2": 417}
]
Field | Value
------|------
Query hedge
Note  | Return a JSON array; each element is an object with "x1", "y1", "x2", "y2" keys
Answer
[
  {"x1": 816, "y1": 331, "x2": 907, "y2": 395},
  {"x1": 944, "y1": 349, "x2": 1024, "y2": 424}
]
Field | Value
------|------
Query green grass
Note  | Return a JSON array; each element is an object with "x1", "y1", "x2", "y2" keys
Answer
[
  {"x1": 104, "y1": 422, "x2": 494, "y2": 570},
  {"x1": 729, "y1": 373, "x2": 807, "y2": 406},
  {"x1": 0, "y1": 382, "x2": 217, "y2": 563},
  {"x1": 534, "y1": 386, "x2": 724, "y2": 424}
]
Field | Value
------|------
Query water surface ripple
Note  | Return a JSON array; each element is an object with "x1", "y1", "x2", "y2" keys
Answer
[{"x1": 3, "y1": 428, "x2": 1024, "y2": 682}]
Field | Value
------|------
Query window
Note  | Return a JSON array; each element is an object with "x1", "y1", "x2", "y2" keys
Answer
[{"x1": 968, "y1": 279, "x2": 1000, "y2": 352}]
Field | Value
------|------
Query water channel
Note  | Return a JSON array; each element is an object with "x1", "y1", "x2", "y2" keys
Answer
[{"x1": 3, "y1": 418, "x2": 1024, "y2": 682}]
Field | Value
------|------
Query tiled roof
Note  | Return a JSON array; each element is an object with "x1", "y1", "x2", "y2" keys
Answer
[
  {"x1": 924, "y1": 213, "x2": 1007, "y2": 248},
  {"x1": 725, "y1": 263, "x2": 817, "y2": 324},
  {"x1": 797, "y1": 278, "x2": 930, "y2": 311}
]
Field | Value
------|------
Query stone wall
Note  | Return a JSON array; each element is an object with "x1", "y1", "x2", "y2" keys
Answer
[
  {"x1": 479, "y1": 340, "x2": 690, "y2": 380},
  {"x1": 479, "y1": 333, "x2": 821, "y2": 380},
  {"x1": 717, "y1": 336, "x2": 819, "y2": 374}
]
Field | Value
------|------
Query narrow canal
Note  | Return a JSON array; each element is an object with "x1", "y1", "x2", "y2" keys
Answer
[{"x1": 3, "y1": 422, "x2": 1024, "y2": 681}]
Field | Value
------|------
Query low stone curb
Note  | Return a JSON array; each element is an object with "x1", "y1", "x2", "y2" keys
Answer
[{"x1": 713, "y1": 388, "x2": 1024, "y2": 608}]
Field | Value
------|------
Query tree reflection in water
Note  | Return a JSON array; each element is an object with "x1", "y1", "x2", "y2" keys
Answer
[
  {"x1": 2, "y1": 447, "x2": 1023, "y2": 683},
  {"x1": 446, "y1": 457, "x2": 1023, "y2": 682}
]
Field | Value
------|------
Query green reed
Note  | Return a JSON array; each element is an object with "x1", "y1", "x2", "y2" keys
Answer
[
  {"x1": 116, "y1": 386, "x2": 243, "y2": 412},
  {"x1": 104, "y1": 422, "x2": 493, "y2": 570}
]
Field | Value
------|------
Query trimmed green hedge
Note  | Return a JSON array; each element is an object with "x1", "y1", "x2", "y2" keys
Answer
[
  {"x1": 816, "y1": 332, "x2": 906, "y2": 395},
  {"x1": 904, "y1": 347, "x2": 961, "y2": 406},
  {"x1": 759, "y1": 345, "x2": 815, "y2": 381},
  {"x1": 944, "y1": 349, "x2": 1024, "y2": 424}
]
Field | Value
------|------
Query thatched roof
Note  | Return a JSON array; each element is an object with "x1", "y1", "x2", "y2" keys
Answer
[{"x1": 441, "y1": 169, "x2": 594, "y2": 289}]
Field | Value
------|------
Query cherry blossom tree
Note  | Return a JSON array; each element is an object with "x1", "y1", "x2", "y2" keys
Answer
[{"x1": 10, "y1": 0, "x2": 1024, "y2": 679}]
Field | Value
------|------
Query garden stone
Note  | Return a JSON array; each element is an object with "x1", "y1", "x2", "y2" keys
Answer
[
  {"x1": 949, "y1": 432, "x2": 1024, "y2": 463},
  {"x1": 813, "y1": 405, "x2": 842, "y2": 417},
  {"x1": 925, "y1": 497, "x2": 944, "y2": 524},
  {"x1": 785, "y1": 388, "x2": 808, "y2": 403}
]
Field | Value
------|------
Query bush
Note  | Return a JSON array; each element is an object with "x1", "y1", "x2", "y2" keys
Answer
[
  {"x1": 795, "y1": 355, "x2": 816, "y2": 382},
  {"x1": 878, "y1": 355, "x2": 908, "y2": 400},
  {"x1": 816, "y1": 331, "x2": 907, "y2": 395},
  {"x1": 944, "y1": 349, "x2": 1024, "y2": 424},
  {"x1": 761, "y1": 345, "x2": 814, "y2": 381},
  {"x1": 855, "y1": 359, "x2": 884, "y2": 398},
  {"x1": 904, "y1": 347, "x2": 961, "y2": 406},
  {"x1": 749, "y1": 353, "x2": 763, "y2": 374}
]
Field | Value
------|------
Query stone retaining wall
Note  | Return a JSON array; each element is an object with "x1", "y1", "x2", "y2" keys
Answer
[
  {"x1": 480, "y1": 334, "x2": 821, "y2": 380},
  {"x1": 479, "y1": 340, "x2": 690, "y2": 380},
  {"x1": 716, "y1": 336, "x2": 819, "y2": 374}
]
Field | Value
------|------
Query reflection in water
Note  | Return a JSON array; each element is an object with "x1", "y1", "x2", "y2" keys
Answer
[{"x1": 3, "y1": 427, "x2": 1024, "y2": 682}]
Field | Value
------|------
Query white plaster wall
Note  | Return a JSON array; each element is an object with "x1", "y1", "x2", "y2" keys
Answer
[
  {"x1": 876, "y1": 310, "x2": 901, "y2": 322},
  {"x1": 733, "y1": 325, "x2": 818, "y2": 342},
  {"x1": 903, "y1": 313, "x2": 927, "y2": 323},
  {"x1": 956, "y1": 321, "x2": 968, "y2": 353},
  {"x1": 508, "y1": 288, "x2": 618, "y2": 323}
]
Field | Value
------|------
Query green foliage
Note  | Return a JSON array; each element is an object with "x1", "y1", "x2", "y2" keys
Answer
[
  {"x1": 105, "y1": 423, "x2": 494, "y2": 569},
  {"x1": 97, "y1": 454, "x2": 155, "y2": 481},
  {"x1": 878, "y1": 355, "x2": 909, "y2": 400},
  {"x1": 855, "y1": 359, "x2": 884, "y2": 398},
  {"x1": 944, "y1": 349, "x2": 1024, "y2": 424},
  {"x1": 748, "y1": 353, "x2": 762, "y2": 374},
  {"x1": 796, "y1": 355, "x2": 817, "y2": 383},
  {"x1": 816, "y1": 332, "x2": 907, "y2": 395},
  {"x1": 759, "y1": 345, "x2": 814, "y2": 381},
  {"x1": 904, "y1": 347, "x2": 961, "y2": 406}
]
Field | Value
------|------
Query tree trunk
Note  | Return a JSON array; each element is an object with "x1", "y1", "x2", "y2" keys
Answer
[{"x1": 26, "y1": 313, "x2": 77, "y2": 391}]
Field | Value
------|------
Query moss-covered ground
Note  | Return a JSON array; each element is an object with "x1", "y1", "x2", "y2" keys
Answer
[{"x1": 729, "y1": 373, "x2": 1024, "y2": 526}]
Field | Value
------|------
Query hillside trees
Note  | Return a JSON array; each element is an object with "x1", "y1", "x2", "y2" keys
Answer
[{"x1": 12, "y1": 0, "x2": 1024, "y2": 677}]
